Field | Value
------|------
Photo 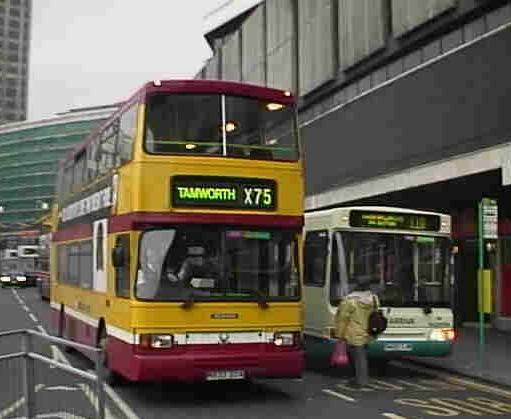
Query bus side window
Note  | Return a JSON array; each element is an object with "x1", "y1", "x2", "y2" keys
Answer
[
  {"x1": 119, "y1": 105, "x2": 136, "y2": 164},
  {"x1": 113, "y1": 234, "x2": 130, "y2": 298},
  {"x1": 304, "y1": 230, "x2": 328, "y2": 287}
]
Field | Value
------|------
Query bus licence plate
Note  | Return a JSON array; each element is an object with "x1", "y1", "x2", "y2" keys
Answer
[
  {"x1": 206, "y1": 370, "x2": 245, "y2": 381},
  {"x1": 384, "y1": 343, "x2": 412, "y2": 352}
]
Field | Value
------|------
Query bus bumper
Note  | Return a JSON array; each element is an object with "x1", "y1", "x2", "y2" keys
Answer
[
  {"x1": 368, "y1": 340, "x2": 453, "y2": 357},
  {"x1": 109, "y1": 338, "x2": 304, "y2": 382}
]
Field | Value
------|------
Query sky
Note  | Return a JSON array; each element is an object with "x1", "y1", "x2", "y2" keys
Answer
[{"x1": 28, "y1": 0, "x2": 234, "y2": 120}]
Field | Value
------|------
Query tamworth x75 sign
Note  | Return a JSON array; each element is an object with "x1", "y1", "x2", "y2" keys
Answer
[{"x1": 171, "y1": 176, "x2": 277, "y2": 210}]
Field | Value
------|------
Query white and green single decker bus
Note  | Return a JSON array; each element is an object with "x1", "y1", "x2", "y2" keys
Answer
[{"x1": 303, "y1": 206, "x2": 455, "y2": 362}]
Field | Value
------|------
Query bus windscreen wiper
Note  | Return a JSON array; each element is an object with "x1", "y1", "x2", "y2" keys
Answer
[
  {"x1": 240, "y1": 289, "x2": 269, "y2": 309},
  {"x1": 180, "y1": 292, "x2": 195, "y2": 310}
]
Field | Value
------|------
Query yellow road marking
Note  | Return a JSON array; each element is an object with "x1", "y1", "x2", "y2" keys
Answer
[
  {"x1": 394, "y1": 360, "x2": 511, "y2": 399},
  {"x1": 382, "y1": 414, "x2": 408, "y2": 419}
]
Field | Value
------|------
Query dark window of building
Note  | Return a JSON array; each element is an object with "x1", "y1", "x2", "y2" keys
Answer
[
  {"x1": 8, "y1": 54, "x2": 19, "y2": 62},
  {"x1": 11, "y1": 0, "x2": 21, "y2": 6},
  {"x1": 9, "y1": 30, "x2": 20, "y2": 39},
  {"x1": 9, "y1": 19, "x2": 20, "y2": 29},
  {"x1": 304, "y1": 230, "x2": 328, "y2": 287},
  {"x1": 9, "y1": 8, "x2": 20, "y2": 18},
  {"x1": 441, "y1": 29, "x2": 463, "y2": 53},
  {"x1": 5, "y1": 88, "x2": 16, "y2": 97},
  {"x1": 487, "y1": 4, "x2": 511, "y2": 31}
]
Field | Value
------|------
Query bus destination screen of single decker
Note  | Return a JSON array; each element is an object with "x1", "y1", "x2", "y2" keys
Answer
[{"x1": 349, "y1": 210, "x2": 440, "y2": 231}]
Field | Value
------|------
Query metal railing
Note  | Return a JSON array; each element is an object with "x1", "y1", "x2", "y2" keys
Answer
[{"x1": 0, "y1": 329, "x2": 105, "y2": 419}]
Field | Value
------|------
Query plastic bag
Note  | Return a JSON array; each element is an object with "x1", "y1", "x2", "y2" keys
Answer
[{"x1": 330, "y1": 340, "x2": 350, "y2": 367}]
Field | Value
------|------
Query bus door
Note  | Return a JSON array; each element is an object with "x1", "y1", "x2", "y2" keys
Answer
[
  {"x1": 304, "y1": 230, "x2": 330, "y2": 337},
  {"x1": 329, "y1": 231, "x2": 349, "y2": 323}
]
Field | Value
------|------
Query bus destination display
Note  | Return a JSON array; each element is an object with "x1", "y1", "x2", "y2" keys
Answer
[
  {"x1": 349, "y1": 210, "x2": 440, "y2": 231},
  {"x1": 172, "y1": 176, "x2": 276, "y2": 210}
]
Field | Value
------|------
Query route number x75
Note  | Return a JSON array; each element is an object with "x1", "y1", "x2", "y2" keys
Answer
[{"x1": 243, "y1": 187, "x2": 273, "y2": 207}]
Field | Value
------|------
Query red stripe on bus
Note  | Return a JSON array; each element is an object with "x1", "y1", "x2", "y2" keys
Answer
[
  {"x1": 109, "y1": 212, "x2": 304, "y2": 233},
  {"x1": 53, "y1": 224, "x2": 93, "y2": 243},
  {"x1": 53, "y1": 213, "x2": 303, "y2": 241}
]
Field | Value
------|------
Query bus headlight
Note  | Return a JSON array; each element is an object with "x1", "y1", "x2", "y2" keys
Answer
[
  {"x1": 139, "y1": 334, "x2": 175, "y2": 349},
  {"x1": 0, "y1": 276, "x2": 11, "y2": 282},
  {"x1": 273, "y1": 332, "x2": 298, "y2": 347},
  {"x1": 430, "y1": 328, "x2": 455, "y2": 341}
]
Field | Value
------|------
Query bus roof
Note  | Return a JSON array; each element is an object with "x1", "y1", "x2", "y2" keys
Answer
[
  {"x1": 60, "y1": 79, "x2": 296, "y2": 167},
  {"x1": 305, "y1": 206, "x2": 449, "y2": 218}
]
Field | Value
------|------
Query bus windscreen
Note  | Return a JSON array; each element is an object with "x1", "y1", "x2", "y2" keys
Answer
[{"x1": 331, "y1": 232, "x2": 451, "y2": 307}]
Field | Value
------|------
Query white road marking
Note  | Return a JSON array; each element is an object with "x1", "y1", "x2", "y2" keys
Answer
[
  {"x1": 21, "y1": 305, "x2": 30, "y2": 312},
  {"x1": 0, "y1": 385, "x2": 45, "y2": 419},
  {"x1": 43, "y1": 385, "x2": 80, "y2": 392},
  {"x1": 104, "y1": 382, "x2": 141, "y2": 419},
  {"x1": 322, "y1": 389, "x2": 356, "y2": 402},
  {"x1": 28, "y1": 313, "x2": 38, "y2": 323},
  {"x1": 382, "y1": 414, "x2": 408, "y2": 419},
  {"x1": 36, "y1": 325, "x2": 58, "y2": 368},
  {"x1": 10, "y1": 413, "x2": 89, "y2": 419}
]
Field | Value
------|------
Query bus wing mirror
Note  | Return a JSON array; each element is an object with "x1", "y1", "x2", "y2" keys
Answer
[{"x1": 112, "y1": 246, "x2": 125, "y2": 268}]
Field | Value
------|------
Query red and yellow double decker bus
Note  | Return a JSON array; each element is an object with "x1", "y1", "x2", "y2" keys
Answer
[{"x1": 51, "y1": 80, "x2": 304, "y2": 382}]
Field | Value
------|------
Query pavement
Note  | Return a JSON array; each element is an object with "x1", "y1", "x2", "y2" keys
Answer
[
  {"x1": 409, "y1": 324, "x2": 511, "y2": 388},
  {"x1": 4, "y1": 287, "x2": 511, "y2": 418}
]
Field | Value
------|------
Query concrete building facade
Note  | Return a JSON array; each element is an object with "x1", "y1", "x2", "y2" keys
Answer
[
  {"x1": 0, "y1": 0, "x2": 31, "y2": 123},
  {"x1": 198, "y1": 0, "x2": 511, "y2": 330}
]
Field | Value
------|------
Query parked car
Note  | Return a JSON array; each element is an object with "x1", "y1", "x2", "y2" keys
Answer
[{"x1": 0, "y1": 271, "x2": 37, "y2": 288}]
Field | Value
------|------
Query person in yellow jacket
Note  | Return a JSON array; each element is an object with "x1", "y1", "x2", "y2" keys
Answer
[{"x1": 335, "y1": 279, "x2": 379, "y2": 387}]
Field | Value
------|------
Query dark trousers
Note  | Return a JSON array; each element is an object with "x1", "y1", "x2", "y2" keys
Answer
[{"x1": 347, "y1": 344, "x2": 369, "y2": 386}]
